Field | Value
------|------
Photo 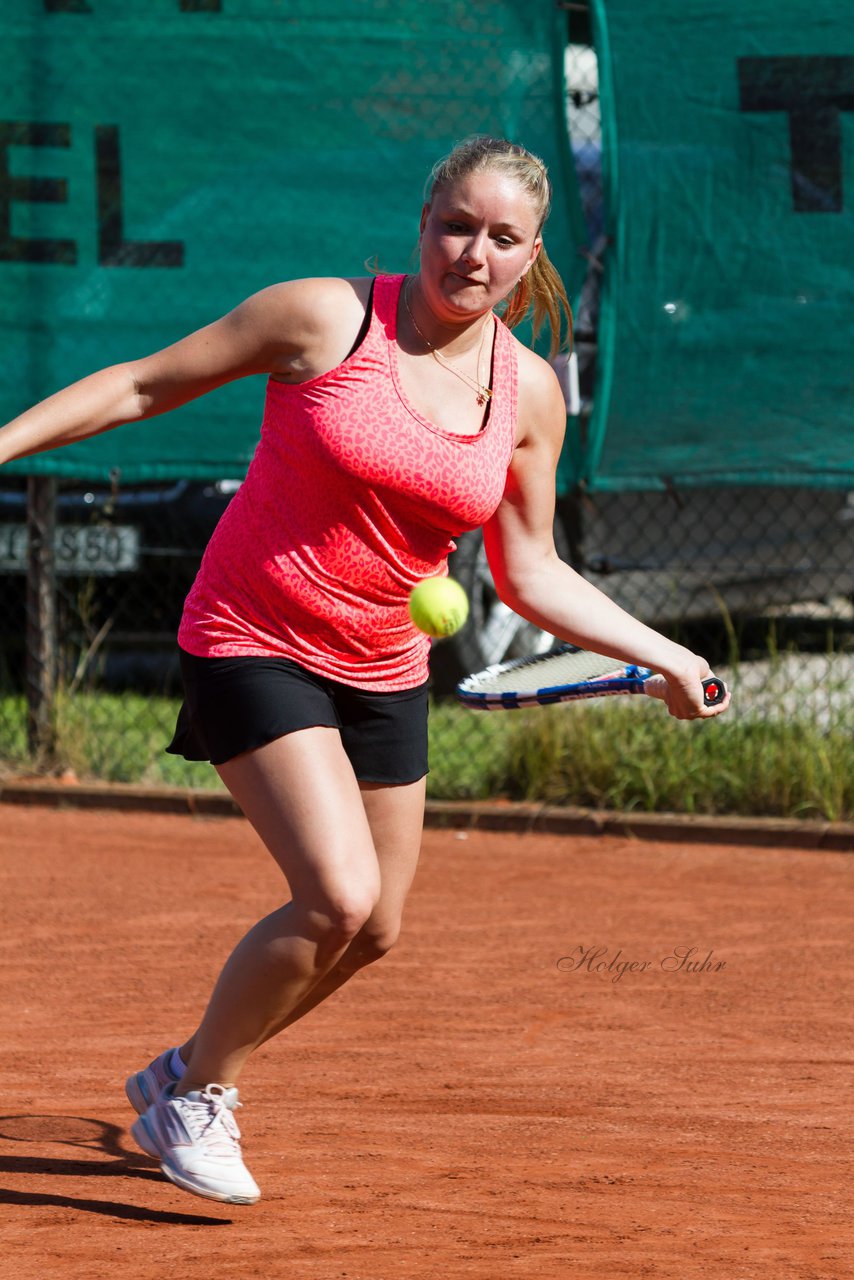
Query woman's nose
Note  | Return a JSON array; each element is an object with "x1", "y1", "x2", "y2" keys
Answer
[{"x1": 460, "y1": 232, "x2": 488, "y2": 265}]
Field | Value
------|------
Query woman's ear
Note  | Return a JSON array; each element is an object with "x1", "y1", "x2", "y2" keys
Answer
[
  {"x1": 419, "y1": 202, "x2": 430, "y2": 237},
  {"x1": 524, "y1": 236, "x2": 543, "y2": 274}
]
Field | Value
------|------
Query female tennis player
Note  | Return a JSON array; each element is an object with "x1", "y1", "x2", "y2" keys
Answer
[{"x1": 0, "y1": 136, "x2": 728, "y2": 1205}]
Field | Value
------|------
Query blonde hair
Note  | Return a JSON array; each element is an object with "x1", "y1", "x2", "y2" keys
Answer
[{"x1": 426, "y1": 135, "x2": 573, "y2": 357}]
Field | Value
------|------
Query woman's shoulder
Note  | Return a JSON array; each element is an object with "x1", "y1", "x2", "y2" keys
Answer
[
  {"x1": 509, "y1": 335, "x2": 565, "y2": 414},
  {"x1": 234, "y1": 277, "x2": 376, "y2": 372},
  {"x1": 251, "y1": 276, "x2": 374, "y2": 323},
  {"x1": 498, "y1": 333, "x2": 567, "y2": 454}
]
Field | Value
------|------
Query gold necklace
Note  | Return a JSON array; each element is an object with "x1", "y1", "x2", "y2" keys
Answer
[{"x1": 403, "y1": 279, "x2": 493, "y2": 406}]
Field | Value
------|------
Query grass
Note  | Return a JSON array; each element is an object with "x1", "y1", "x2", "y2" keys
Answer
[
  {"x1": 1, "y1": 687, "x2": 851, "y2": 822},
  {"x1": 0, "y1": 691, "x2": 214, "y2": 790},
  {"x1": 443, "y1": 701, "x2": 853, "y2": 823}
]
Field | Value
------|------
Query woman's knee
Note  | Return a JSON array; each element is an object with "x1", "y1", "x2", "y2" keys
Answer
[
  {"x1": 347, "y1": 918, "x2": 402, "y2": 968},
  {"x1": 302, "y1": 881, "x2": 381, "y2": 950}
]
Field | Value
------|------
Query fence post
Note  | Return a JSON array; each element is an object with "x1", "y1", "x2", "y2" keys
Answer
[{"x1": 25, "y1": 475, "x2": 58, "y2": 768}]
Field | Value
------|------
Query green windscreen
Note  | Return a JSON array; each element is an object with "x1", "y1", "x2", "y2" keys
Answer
[
  {"x1": 585, "y1": 0, "x2": 853, "y2": 490},
  {"x1": 0, "y1": 0, "x2": 587, "y2": 482}
]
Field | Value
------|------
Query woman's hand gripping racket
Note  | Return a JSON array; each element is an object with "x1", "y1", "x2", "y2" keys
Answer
[{"x1": 455, "y1": 644, "x2": 727, "y2": 712}]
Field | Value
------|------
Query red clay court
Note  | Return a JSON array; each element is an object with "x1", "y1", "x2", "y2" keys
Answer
[{"x1": 1, "y1": 804, "x2": 851, "y2": 1278}]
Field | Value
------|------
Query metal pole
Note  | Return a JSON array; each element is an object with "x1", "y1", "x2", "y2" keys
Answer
[{"x1": 25, "y1": 475, "x2": 58, "y2": 767}]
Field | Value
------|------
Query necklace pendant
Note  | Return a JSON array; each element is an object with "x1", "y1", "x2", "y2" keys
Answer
[{"x1": 405, "y1": 278, "x2": 493, "y2": 407}]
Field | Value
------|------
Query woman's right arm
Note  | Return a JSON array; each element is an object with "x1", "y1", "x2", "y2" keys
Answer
[{"x1": 0, "y1": 277, "x2": 365, "y2": 465}]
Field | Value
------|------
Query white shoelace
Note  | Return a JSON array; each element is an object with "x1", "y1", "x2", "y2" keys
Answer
[{"x1": 175, "y1": 1085, "x2": 243, "y2": 1155}]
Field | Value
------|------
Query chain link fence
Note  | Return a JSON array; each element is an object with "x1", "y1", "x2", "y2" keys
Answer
[{"x1": 0, "y1": 475, "x2": 851, "y2": 802}]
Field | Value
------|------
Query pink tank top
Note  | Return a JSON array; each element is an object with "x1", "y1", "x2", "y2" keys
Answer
[{"x1": 178, "y1": 274, "x2": 519, "y2": 690}]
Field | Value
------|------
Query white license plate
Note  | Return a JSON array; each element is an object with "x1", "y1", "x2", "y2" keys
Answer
[{"x1": 0, "y1": 524, "x2": 140, "y2": 575}]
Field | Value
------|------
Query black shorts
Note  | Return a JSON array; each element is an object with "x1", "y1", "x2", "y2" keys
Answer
[{"x1": 166, "y1": 650, "x2": 429, "y2": 784}]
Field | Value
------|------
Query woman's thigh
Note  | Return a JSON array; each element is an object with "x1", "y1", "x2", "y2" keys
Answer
[{"x1": 216, "y1": 727, "x2": 382, "y2": 918}]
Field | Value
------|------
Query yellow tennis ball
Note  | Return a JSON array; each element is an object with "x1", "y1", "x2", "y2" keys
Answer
[{"x1": 408, "y1": 576, "x2": 470, "y2": 638}]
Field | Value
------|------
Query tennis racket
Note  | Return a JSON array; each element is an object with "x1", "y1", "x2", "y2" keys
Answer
[{"x1": 455, "y1": 644, "x2": 727, "y2": 711}]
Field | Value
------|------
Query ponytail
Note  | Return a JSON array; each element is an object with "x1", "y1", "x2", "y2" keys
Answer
[{"x1": 501, "y1": 243, "x2": 573, "y2": 358}]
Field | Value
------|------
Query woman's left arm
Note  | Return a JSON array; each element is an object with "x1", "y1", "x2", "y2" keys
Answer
[{"x1": 482, "y1": 354, "x2": 729, "y2": 720}]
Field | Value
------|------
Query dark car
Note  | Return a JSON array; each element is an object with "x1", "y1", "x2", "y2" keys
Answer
[
  {"x1": 0, "y1": 473, "x2": 240, "y2": 691},
  {"x1": 4, "y1": 473, "x2": 851, "y2": 699}
]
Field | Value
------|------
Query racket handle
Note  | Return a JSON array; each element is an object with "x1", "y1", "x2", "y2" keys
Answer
[
  {"x1": 701, "y1": 677, "x2": 727, "y2": 706},
  {"x1": 644, "y1": 674, "x2": 727, "y2": 707}
]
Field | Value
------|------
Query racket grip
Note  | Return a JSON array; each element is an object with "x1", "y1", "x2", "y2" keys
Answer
[{"x1": 644, "y1": 674, "x2": 727, "y2": 707}]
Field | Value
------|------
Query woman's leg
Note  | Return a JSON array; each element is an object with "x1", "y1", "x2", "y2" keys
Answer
[
  {"x1": 133, "y1": 735, "x2": 426, "y2": 1205},
  {"x1": 258, "y1": 773, "x2": 427, "y2": 1032},
  {"x1": 174, "y1": 726, "x2": 385, "y2": 1095},
  {"x1": 178, "y1": 773, "x2": 427, "y2": 1060}
]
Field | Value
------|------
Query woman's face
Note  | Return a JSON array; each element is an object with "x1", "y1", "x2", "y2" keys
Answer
[{"x1": 418, "y1": 167, "x2": 542, "y2": 323}]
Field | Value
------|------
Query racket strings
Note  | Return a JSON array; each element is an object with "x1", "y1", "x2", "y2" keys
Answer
[{"x1": 473, "y1": 647, "x2": 627, "y2": 694}]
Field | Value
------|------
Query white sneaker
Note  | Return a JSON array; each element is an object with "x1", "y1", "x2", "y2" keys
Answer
[
  {"x1": 125, "y1": 1048, "x2": 182, "y2": 1116},
  {"x1": 131, "y1": 1082, "x2": 260, "y2": 1205}
]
